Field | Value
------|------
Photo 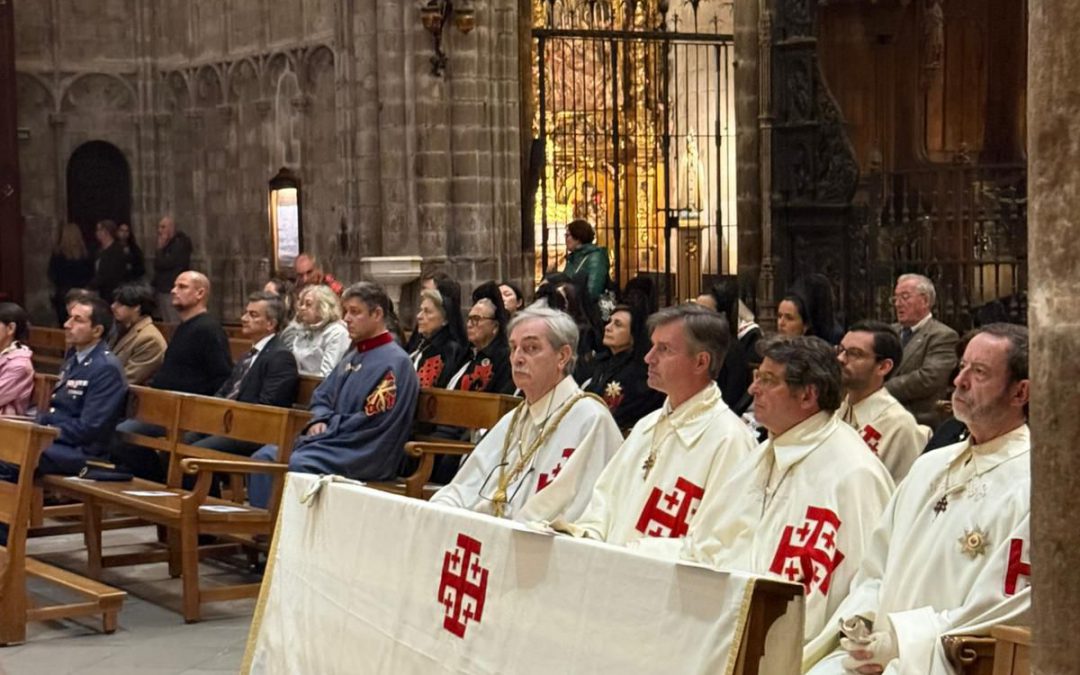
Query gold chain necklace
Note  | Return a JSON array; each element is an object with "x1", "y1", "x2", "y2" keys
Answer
[{"x1": 491, "y1": 391, "x2": 602, "y2": 517}]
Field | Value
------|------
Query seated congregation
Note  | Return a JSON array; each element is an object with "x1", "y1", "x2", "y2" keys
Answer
[{"x1": 0, "y1": 221, "x2": 1030, "y2": 673}]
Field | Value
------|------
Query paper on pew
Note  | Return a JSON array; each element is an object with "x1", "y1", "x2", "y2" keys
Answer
[
  {"x1": 200, "y1": 505, "x2": 249, "y2": 513},
  {"x1": 123, "y1": 490, "x2": 176, "y2": 497}
]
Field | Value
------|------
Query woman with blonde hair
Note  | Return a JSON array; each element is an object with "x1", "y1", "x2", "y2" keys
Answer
[
  {"x1": 47, "y1": 222, "x2": 94, "y2": 324},
  {"x1": 287, "y1": 283, "x2": 352, "y2": 376}
]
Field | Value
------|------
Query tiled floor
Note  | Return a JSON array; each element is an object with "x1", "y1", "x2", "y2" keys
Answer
[{"x1": 0, "y1": 525, "x2": 257, "y2": 675}]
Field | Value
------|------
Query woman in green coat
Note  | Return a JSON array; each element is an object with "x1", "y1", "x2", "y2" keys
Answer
[{"x1": 561, "y1": 219, "x2": 610, "y2": 301}]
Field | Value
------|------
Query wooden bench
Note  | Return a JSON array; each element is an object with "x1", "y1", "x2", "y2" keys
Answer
[
  {"x1": 43, "y1": 390, "x2": 310, "y2": 622},
  {"x1": 944, "y1": 635, "x2": 997, "y2": 675},
  {"x1": 733, "y1": 578, "x2": 803, "y2": 675},
  {"x1": 296, "y1": 374, "x2": 322, "y2": 409},
  {"x1": 228, "y1": 337, "x2": 254, "y2": 361},
  {"x1": 368, "y1": 388, "x2": 520, "y2": 500},
  {"x1": 26, "y1": 326, "x2": 67, "y2": 374},
  {"x1": 991, "y1": 625, "x2": 1030, "y2": 675},
  {"x1": 0, "y1": 419, "x2": 126, "y2": 646}
]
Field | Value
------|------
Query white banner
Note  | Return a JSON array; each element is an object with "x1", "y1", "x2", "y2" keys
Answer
[{"x1": 244, "y1": 474, "x2": 802, "y2": 675}]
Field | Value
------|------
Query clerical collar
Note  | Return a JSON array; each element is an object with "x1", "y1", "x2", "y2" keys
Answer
[{"x1": 355, "y1": 331, "x2": 393, "y2": 353}]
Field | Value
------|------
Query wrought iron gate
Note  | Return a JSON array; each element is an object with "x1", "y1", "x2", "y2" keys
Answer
[{"x1": 532, "y1": 0, "x2": 736, "y2": 303}]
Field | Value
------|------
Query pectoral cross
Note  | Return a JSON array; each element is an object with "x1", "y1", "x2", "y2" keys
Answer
[
  {"x1": 933, "y1": 495, "x2": 948, "y2": 516},
  {"x1": 641, "y1": 454, "x2": 656, "y2": 480}
]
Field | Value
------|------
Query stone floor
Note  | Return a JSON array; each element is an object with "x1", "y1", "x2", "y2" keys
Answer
[{"x1": 0, "y1": 525, "x2": 257, "y2": 675}]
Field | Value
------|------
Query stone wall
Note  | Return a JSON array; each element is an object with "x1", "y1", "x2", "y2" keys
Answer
[{"x1": 15, "y1": 0, "x2": 522, "y2": 324}]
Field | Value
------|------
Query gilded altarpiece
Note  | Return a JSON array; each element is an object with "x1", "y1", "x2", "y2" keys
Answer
[{"x1": 531, "y1": 0, "x2": 737, "y2": 303}]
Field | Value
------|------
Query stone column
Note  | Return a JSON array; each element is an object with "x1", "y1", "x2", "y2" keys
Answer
[
  {"x1": 733, "y1": 0, "x2": 760, "y2": 305},
  {"x1": 0, "y1": 0, "x2": 22, "y2": 302},
  {"x1": 1029, "y1": 2, "x2": 1080, "y2": 672}
]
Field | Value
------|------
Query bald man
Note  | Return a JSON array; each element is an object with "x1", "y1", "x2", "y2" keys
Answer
[
  {"x1": 112, "y1": 270, "x2": 234, "y2": 481},
  {"x1": 152, "y1": 216, "x2": 193, "y2": 322},
  {"x1": 149, "y1": 270, "x2": 233, "y2": 394}
]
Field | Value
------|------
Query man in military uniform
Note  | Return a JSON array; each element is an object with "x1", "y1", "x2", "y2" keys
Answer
[{"x1": 37, "y1": 296, "x2": 129, "y2": 475}]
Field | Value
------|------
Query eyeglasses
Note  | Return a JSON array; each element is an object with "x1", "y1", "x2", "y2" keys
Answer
[
  {"x1": 477, "y1": 461, "x2": 535, "y2": 506},
  {"x1": 835, "y1": 345, "x2": 877, "y2": 360},
  {"x1": 751, "y1": 370, "x2": 786, "y2": 388},
  {"x1": 891, "y1": 292, "x2": 916, "y2": 303},
  {"x1": 466, "y1": 315, "x2": 496, "y2": 325}
]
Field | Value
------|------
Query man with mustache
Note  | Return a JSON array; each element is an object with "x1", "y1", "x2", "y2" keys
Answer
[
  {"x1": 561, "y1": 304, "x2": 756, "y2": 545},
  {"x1": 430, "y1": 305, "x2": 622, "y2": 522},
  {"x1": 807, "y1": 324, "x2": 1031, "y2": 675}
]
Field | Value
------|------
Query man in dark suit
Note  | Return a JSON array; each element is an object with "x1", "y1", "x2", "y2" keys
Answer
[
  {"x1": 884, "y1": 273, "x2": 959, "y2": 428},
  {"x1": 189, "y1": 291, "x2": 299, "y2": 456}
]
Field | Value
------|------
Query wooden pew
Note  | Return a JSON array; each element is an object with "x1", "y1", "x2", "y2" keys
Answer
[
  {"x1": 30, "y1": 383, "x2": 183, "y2": 538},
  {"x1": 0, "y1": 419, "x2": 126, "y2": 646},
  {"x1": 228, "y1": 337, "x2": 254, "y2": 361},
  {"x1": 296, "y1": 374, "x2": 321, "y2": 409},
  {"x1": 42, "y1": 391, "x2": 310, "y2": 622},
  {"x1": 990, "y1": 625, "x2": 1030, "y2": 675},
  {"x1": 733, "y1": 578, "x2": 803, "y2": 675},
  {"x1": 368, "y1": 388, "x2": 520, "y2": 500},
  {"x1": 26, "y1": 326, "x2": 67, "y2": 374},
  {"x1": 944, "y1": 635, "x2": 997, "y2": 675}
]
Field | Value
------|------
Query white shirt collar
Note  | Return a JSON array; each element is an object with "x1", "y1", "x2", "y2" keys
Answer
[{"x1": 907, "y1": 313, "x2": 934, "y2": 333}]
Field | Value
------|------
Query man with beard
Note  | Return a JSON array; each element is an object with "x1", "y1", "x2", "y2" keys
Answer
[
  {"x1": 806, "y1": 324, "x2": 1031, "y2": 674},
  {"x1": 836, "y1": 321, "x2": 928, "y2": 482},
  {"x1": 430, "y1": 305, "x2": 622, "y2": 522}
]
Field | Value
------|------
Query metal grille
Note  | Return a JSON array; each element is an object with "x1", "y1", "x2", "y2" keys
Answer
[
  {"x1": 532, "y1": 1, "x2": 736, "y2": 304},
  {"x1": 857, "y1": 163, "x2": 1027, "y2": 330}
]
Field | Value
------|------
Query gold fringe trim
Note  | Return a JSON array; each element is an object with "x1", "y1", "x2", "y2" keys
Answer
[
  {"x1": 723, "y1": 576, "x2": 761, "y2": 675},
  {"x1": 240, "y1": 473, "x2": 293, "y2": 675}
]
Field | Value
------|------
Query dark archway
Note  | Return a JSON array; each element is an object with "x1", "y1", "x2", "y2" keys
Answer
[{"x1": 66, "y1": 140, "x2": 131, "y2": 245}]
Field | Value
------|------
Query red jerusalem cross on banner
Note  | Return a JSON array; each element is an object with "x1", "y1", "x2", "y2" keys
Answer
[
  {"x1": 860, "y1": 425, "x2": 882, "y2": 454},
  {"x1": 537, "y1": 448, "x2": 574, "y2": 492},
  {"x1": 1004, "y1": 538, "x2": 1031, "y2": 596},
  {"x1": 635, "y1": 477, "x2": 705, "y2": 538},
  {"x1": 769, "y1": 505, "x2": 845, "y2": 595},
  {"x1": 438, "y1": 533, "x2": 489, "y2": 638}
]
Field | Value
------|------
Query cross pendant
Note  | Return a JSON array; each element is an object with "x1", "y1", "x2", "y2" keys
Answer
[
  {"x1": 933, "y1": 495, "x2": 948, "y2": 516},
  {"x1": 641, "y1": 455, "x2": 656, "y2": 480}
]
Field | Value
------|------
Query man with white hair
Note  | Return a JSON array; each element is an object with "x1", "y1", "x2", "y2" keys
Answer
[
  {"x1": 886, "y1": 273, "x2": 959, "y2": 426},
  {"x1": 807, "y1": 324, "x2": 1031, "y2": 675},
  {"x1": 430, "y1": 305, "x2": 622, "y2": 522}
]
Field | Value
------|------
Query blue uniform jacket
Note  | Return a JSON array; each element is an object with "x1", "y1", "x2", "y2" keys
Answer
[
  {"x1": 38, "y1": 340, "x2": 129, "y2": 460},
  {"x1": 294, "y1": 336, "x2": 419, "y2": 481}
]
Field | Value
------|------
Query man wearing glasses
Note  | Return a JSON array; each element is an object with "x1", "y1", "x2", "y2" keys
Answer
[
  {"x1": 807, "y1": 324, "x2": 1031, "y2": 675},
  {"x1": 836, "y1": 321, "x2": 929, "y2": 482},
  {"x1": 560, "y1": 304, "x2": 756, "y2": 545},
  {"x1": 679, "y1": 336, "x2": 894, "y2": 668},
  {"x1": 886, "y1": 274, "x2": 959, "y2": 427},
  {"x1": 430, "y1": 305, "x2": 622, "y2": 522}
]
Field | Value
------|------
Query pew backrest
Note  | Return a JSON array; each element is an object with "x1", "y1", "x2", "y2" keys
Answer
[
  {"x1": 413, "y1": 388, "x2": 520, "y2": 430},
  {"x1": 0, "y1": 420, "x2": 58, "y2": 547}
]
